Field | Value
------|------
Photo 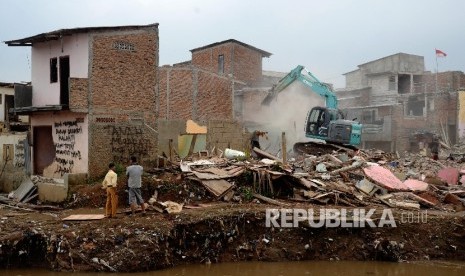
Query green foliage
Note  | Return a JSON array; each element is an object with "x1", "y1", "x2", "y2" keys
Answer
[
  {"x1": 240, "y1": 186, "x2": 254, "y2": 201},
  {"x1": 114, "y1": 163, "x2": 126, "y2": 176}
]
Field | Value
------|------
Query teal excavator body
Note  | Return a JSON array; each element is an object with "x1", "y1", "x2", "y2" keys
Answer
[{"x1": 262, "y1": 65, "x2": 362, "y2": 147}]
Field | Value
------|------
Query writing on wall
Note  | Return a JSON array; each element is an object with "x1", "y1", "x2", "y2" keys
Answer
[
  {"x1": 110, "y1": 126, "x2": 152, "y2": 163},
  {"x1": 14, "y1": 141, "x2": 25, "y2": 168},
  {"x1": 54, "y1": 120, "x2": 83, "y2": 176}
]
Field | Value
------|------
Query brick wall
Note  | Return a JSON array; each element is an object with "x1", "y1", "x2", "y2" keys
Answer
[
  {"x1": 197, "y1": 71, "x2": 232, "y2": 121},
  {"x1": 158, "y1": 66, "x2": 233, "y2": 121},
  {"x1": 69, "y1": 78, "x2": 88, "y2": 112},
  {"x1": 88, "y1": 27, "x2": 158, "y2": 177},
  {"x1": 192, "y1": 44, "x2": 232, "y2": 76},
  {"x1": 393, "y1": 92, "x2": 457, "y2": 153},
  {"x1": 232, "y1": 44, "x2": 262, "y2": 83},
  {"x1": 416, "y1": 71, "x2": 465, "y2": 93},
  {"x1": 191, "y1": 42, "x2": 263, "y2": 84}
]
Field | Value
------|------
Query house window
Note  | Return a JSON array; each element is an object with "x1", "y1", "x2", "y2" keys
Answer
[
  {"x1": 406, "y1": 96, "x2": 425, "y2": 116},
  {"x1": 112, "y1": 41, "x2": 135, "y2": 52},
  {"x1": 362, "y1": 109, "x2": 377, "y2": 124},
  {"x1": 50, "y1": 58, "x2": 58, "y2": 83},
  {"x1": 388, "y1": 75, "x2": 396, "y2": 91},
  {"x1": 0, "y1": 93, "x2": 2, "y2": 105},
  {"x1": 218, "y1": 55, "x2": 224, "y2": 74}
]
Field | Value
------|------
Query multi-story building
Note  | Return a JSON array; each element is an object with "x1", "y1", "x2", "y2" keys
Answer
[
  {"x1": 338, "y1": 53, "x2": 463, "y2": 152},
  {"x1": 6, "y1": 24, "x2": 160, "y2": 185}
]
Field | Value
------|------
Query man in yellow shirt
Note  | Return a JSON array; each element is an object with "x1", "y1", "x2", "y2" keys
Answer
[{"x1": 103, "y1": 162, "x2": 118, "y2": 218}]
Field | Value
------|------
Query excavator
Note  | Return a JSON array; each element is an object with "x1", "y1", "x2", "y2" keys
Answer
[{"x1": 262, "y1": 65, "x2": 362, "y2": 155}]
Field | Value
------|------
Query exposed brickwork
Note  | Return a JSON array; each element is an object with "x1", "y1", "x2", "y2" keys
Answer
[
  {"x1": 158, "y1": 66, "x2": 233, "y2": 121},
  {"x1": 197, "y1": 71, "x2": 232, "y2": 121},
  {"x1": 69, "y1": 78, "x2": 88, "y2": 112},
  {"x1": 417, "y1": 71, "x2": 465, "y2": 93},
  {"x1": 192, "y1": 44, "x2": 232, "y2": 76},
  {"x1": 88, "y1": 27, "x2": 159, "y2": 177},
  {"x1": 232, "y1": 44, "x2": 262, "y2": 83},
  {"x1": 340, "y1": 69, "x2": 463, "y2": 153},
  {"x1": 191, "y1": 42, "x2": 264, "y2": 84}
]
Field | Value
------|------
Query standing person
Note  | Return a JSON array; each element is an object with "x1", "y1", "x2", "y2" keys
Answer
[
  {"x1": 430, "y1": 138, "x2": 440, "y2": 161},
  {"x1": 103, "y1": 162, "x2": 118, "y2": 218},
  {"x1": 126, "y1": 156, "x2": 146, "y2": 216}
]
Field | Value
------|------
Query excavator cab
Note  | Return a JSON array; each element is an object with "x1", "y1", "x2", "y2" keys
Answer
[
  {"x1": 306, "y1": 107, "x2": 343, "y2": 137},
  {"x1": 305, "y1": 107, "x2": 361, "y2": 146}
]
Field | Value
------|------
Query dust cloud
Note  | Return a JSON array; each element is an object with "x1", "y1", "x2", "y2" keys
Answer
[{"x1": 246, "y1": 82, "x2": 325, "y2": 155}]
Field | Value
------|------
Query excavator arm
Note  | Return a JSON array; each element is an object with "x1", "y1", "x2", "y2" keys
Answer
[{"x1": 262, "y1": 65, "x2": 338, "y2": 108}]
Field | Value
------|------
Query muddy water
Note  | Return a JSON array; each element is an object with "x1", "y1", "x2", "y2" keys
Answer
[{"x1": 2, "y1": 261, "x2": 465, "y2": 276}]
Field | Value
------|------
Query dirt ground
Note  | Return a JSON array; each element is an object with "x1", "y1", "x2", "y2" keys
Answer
[{"x1": 1, "y1": 176, "x2": 465, "y2": 272}]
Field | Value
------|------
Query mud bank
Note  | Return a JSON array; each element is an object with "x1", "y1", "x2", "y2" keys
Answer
[{"x1": 1, "y1": 204, "x2": 465, "y2": 272}]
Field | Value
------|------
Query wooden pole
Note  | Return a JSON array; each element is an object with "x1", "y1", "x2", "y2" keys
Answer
[
  {"x1": 168, "y1": 139, "x2": 173, "y2": 163},
  {"x1": 282, "y1": 132, "x2": 287, "y2": 165}
]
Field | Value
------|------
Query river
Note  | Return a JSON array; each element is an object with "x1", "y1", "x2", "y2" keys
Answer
[{"x1": 2, "y1": 261, "x2": 465, "y2": 276}]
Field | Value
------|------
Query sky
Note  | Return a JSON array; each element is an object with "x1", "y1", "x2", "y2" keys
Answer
[{"x1": 0, "y1": 0, "x2": 464, "y2": 88}]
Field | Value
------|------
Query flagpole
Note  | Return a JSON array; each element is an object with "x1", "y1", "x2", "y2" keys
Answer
[{"x1": 435, "y1": 49, "x2": 439, "y2": 93}]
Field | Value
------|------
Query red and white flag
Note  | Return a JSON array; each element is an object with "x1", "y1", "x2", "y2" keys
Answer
[{"x1": 435, "y1": 49, "x2": 447, "y2": 57}]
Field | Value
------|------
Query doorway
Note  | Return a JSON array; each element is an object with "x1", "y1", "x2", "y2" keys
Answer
[
  {"x1": 59, "y1": 56, "x2": 70, "y2": 107},
  {"x1": 33, "y1": 126, "x2": 55, "y2": 175}
]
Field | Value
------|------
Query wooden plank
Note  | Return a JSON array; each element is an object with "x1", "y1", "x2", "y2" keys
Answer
[
  {"x1": 282, "y1": 132, "x2": 287, "y2": 165},
  {"x1": 188, "y1": 134, "x2": 198, "y2": 156},
  {"x1": 198, "y1": 167, "x2": 230, "y2": 177},
  {"x1": 253, "y1": 147, "x2": 283, "y2": 162},
  {"x1": 193, "y1": 171, "x2": 223, "y2": 180},
  {"x1": 201, "y1": 179, "x2": 234, "y2": 198},
  {"x1": 252, "y1": 193, "x2": 290, "y2": 207},
  {"x1": 62, "y1": 214, "x2": 106, "y2": 221}
]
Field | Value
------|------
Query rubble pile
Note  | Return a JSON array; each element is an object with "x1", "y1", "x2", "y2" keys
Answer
[
  {"x1": 2, "y1": 146, "x2": 465, "y2": 272},
  {"x1": 145, "y1": 146, "x2": 465, "y2": 213}
]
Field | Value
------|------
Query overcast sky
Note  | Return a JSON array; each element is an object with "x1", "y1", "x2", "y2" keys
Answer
[{"x1": 1, "y1": 0, "x2": 463, "y2": 88}]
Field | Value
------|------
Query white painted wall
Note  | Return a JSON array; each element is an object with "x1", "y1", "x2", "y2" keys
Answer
[
  {"x1": 31, "y1": 112, "x2": 89, "y2": 178},
  {"x1": 0, "y1": 86, "x2": 14, "y2": 122},
  {"x1": 0, "y1": 132, "x2": 28, "y2": 192},
  {"x1": 31, "y1": 33, "x2": 89, "y2": 107}
]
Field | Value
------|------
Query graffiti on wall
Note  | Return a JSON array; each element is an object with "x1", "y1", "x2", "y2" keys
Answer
[
  {"x1": 54, "y1": 120, "x2": 83, "y2": 176},
  {"x1": 14, "y1": 141, "x2": 25, "y2": 168},
  {"x1": 110, "y1": 126, "x2": 152, "y2": 163}
]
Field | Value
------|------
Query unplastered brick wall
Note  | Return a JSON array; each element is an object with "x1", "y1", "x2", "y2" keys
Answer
[
  {"x1": 192, "y1": 44, "x2": 232, "y2": 77},
  {"x1": 87, "y1": 26, "x2": 158, "y2": 177},
  {"x1": 191, "y1": 42, "x2": 263, "y2": 84},
  {"x1": 88, "y1": 119, "x2": 157, "y2": 178},
  {"x1": 69, "y1": 78, "x2": 88, "y2": 112},
  {"x1": 232, "y1": 44, "x2": 262, "y2": 83},
  {"x1": 158, "y1": 66, "x2": 234, "y2": 121},
  {"x1": 392, "y1": 92, "x2": 457, "y2": 152},
  {"x1": 207, "y1": 120, "x2": 248, "y2": 152}
]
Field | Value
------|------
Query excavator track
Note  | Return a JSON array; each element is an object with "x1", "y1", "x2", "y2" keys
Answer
[{"x1": 293, "y1": 141, "x2": 358, "y2": 156}]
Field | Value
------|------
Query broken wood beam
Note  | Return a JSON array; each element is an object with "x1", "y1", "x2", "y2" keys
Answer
[
  {"x1": 282, "y1": 132, "x2": 287, "y2": 165},
  {"x1": 252, "y1": 193, "x2": 290, "y2": 207},
  {"x1": 169, "y1": 139, "x2": 173, "y2": 163},
  {"x1": 325, "y1": 154, "x2": 343, "y2": 164},
  {"x1": 253, "y1": 147, "x2": 283, "y2": 162}
]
